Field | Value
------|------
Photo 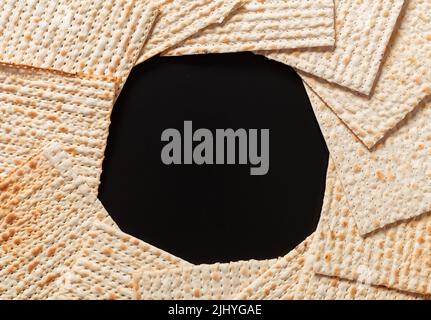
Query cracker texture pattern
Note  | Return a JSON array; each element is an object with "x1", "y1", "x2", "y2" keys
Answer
[
  {"x1": 0, "y1": 0, "x2": 159, "y2": 88},
  {"x1": 0, "y1": 143, "x2": 114, "y2": 299},
  {"x1": 301, "y1": 165, "x2": 420, "y2": 300},
  {"x1": 235, "y1": 234, "x2": 416, "y2": 300},
  {"x1": 309, "y1": 144, "x2": 431, "y2": 296},
  {"x1": 302, "y1": 0, "x2": 431, "y2": 148},
  {"x1": 163, "y1": 0, "x2": 335, "y2": 56},
  {"x1": 136, "y1": 259, "x2": 277, "y2": 299},
  {"x1": 236, "y1": 237, "x2": 314, "y2": 300},
  {"x1": 305, "y1": 81, "x2": 431, "y2": 234},
  {"x1": 55, "y1": 222, "x2": 190, "y2": 300},
  {"x1": 136, "y1": 0, "x2": 243, "y2": 63},
  {"x1": 0, "y1": 64, "x2": 116, "y2": 191},
  {"x1": 263, "y1": 0, "x2": 405, "y2": 96}
]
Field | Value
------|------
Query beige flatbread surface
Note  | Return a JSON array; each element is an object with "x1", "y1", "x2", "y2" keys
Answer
[
  {"x1": 136, "y1": 0, "x2": 243, "y2": 64},
  {"x1": 0, "y1": 63, "x2": 116, "y2": 192},
  {"x1": 294, "y1": 273, "x2": 421, "y2": 300},
  {"x1": 0, "y1": 142, "x2": 115, "y2": 299},
  {"x1": 299, "y1": 167, "x2": 421, "y2": 300},
  {"x1": 305, "y1": 80, "x2": 431, "y2": 234},
  {"x1": 288, "y1": 256, "x2": 418, "y2": 300},
  {"x1": 302, "y1": 0, "x2": 431, "y2": 148},
  {"x1": 237, "y1": 163, "x2": 421, "y2": 300},
  {"x1": 263, "y1": 0, "x2": 405, "y2": 96},
  {"x1": 137, "y1": 259, "x2": 277, "y2": 299},
  {"x1": 0, "y1": 0, "x2": 159, "y2": 89},
  {"x1": 163, "y1": 0, "x2": 335, "y2": 56},
  {"x1": 55, "y1": 221, "x2": 190, "y2": 300},
  {"x1": 311, "y1": 151, "x2": 431, "y2": 296},
  {"x1": 236, "y1": 234, "x2": 416, "y2": 300},
  {"x1": 236, "y1": 236, "x2": 314, "y2": 300}
]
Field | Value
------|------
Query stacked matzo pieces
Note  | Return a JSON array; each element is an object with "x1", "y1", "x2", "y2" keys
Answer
[
  {"x1": 135, "y1": 259, "x2": 277, "y2": 300},
  {"x1": 136, "y1": 0, "x2": 244, "y2": 63},
  {"x1": 0, "y1": 143, "x2": 189, "y2": 299},
  {"x1": 262, "y1": 0, "x2": 406, "y2": 96},
  {"x1": 0, "y1": 143, "x2": 114, "y2": 299},
  {"x1": 162, "y1": 0, "x2": 336, "y2": 56},
  {"x1": 288, "y1": 0, "x2": 431, "y2": 236},
  {"x1": 0, "y1": 0, "x2": 159, "y2": 90},
  {"x1": 298, "y1": 89, "x2": 431, "y2": 299},
  {"x1": 0, "y1": 0, "x2": 164, "y2": 193},
  {"x1": 301, "y1": 0, "x2": 431, "y2": 149},
  {"x1": 236, "y1": 161, "x2": 427, "y2": 300},
  {"x1": 235, "y1": 235, "x2": 419, "y2": 300},
  {"x1": 290, "y1": 0, "x2": 431, "y2": 299},
  {"x1": 301, "y1": 162, "x2": 426, "y2": 300},
  {"x1": 0, "y1": 0, "x2": 429, "y2": 302},
  {"x1": 304, "y1": 120, "x2": 431, "y2": 296},
  {"x1": 0, "y1": 64, "x2": 116, "y2": 192},
  {"x1": 304, "y1": 80, "x2": 431, "y2": 235},
  {"x1": 55, "y1": 221, "x2": 189, "y2": 300}
]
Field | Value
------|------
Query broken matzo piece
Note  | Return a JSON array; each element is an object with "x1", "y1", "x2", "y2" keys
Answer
[
  {"x1": 262, "y1": 0, "x2": 405, "y2": 96},
  {"x1": 136, "y1": 259, "x2": 277, "y2": 299},
  {"x1": 136, "y1": 0, "x2": 243, "y2": 64},
  {"x1": 163, "y1": 0, "x2": 335, "y2": 56},
  {"x1": 0, "y1": 0, "x2": 159, "y2": 90},
  {"x1": 304, "y1": 80, "x2": 431, "y2": 234},
  {"x1": 55, "y1": 221, "x2": 190, "y2": 300},
  {"x1": 0, "y1": 142, "x2": 116, "y2": 299},
  {"x1": 0, "y1": 63, "x2": 116, "y2": 192},
  {"x1": 301, "y1": 0, "x2": 431, "y2": 148}
]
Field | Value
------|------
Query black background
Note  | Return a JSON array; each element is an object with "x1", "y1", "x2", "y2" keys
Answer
[{"x1": 98, "y1": 52, "x2": 329, "y2": 264}]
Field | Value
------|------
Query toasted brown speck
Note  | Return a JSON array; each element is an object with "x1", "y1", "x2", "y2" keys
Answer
[
  {"x1": 31, "y1": 245, "x2": 43, "y2": 256},
  {"x1": 101, "y1": 246, "x2": 113, "y2": 255},
  {"x1": 28, "y1": 259, "x2": 39, "y2": 273},
  {"x1": 46, "y1": 246, "x2": 57, "y2": 257},
  {"x1": 28, "y1": 160, "x2": 38, "y2": 169},
  {"x1": 376, "y1": 170, "x2": 385, "y2": 181},
  {"x1": 5, "y1": 212, "x2": 17, "y2": 224}
]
